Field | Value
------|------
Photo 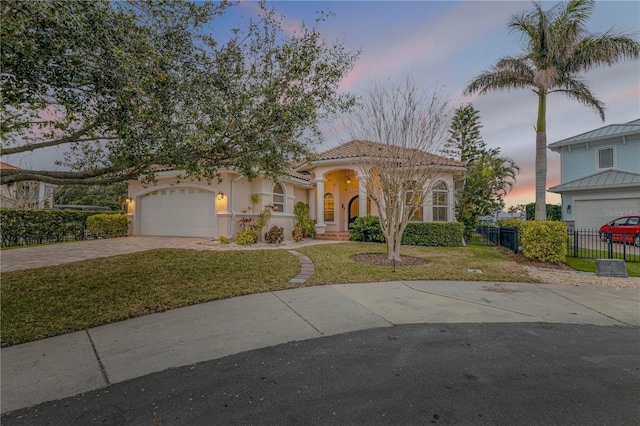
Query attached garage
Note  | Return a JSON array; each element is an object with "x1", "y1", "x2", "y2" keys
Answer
[
  {"x1": 139, "y1": 187, "x2": 216, "y2": 237},
  {"x1": 575, "y1": 198, "x2": 640, "y2": 229}
]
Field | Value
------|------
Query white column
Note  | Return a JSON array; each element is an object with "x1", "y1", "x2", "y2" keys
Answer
[
  {"x1": 358, "y1": 173, "x2": 368, "y2": 217},
  {"x1": 315, "y1": 178, "x2": 326, "y2": 234}
]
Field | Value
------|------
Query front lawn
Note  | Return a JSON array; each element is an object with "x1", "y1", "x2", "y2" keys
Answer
[
  {"x1": 564, "y1": 257, "x2": 640, "y2": 277},
  {"x1": 1, "y1": 242, "x2": 531, "y2": 347}
]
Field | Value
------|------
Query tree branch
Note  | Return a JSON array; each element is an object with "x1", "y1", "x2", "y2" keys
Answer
[{"x1": 1, "y1": 123, "x2": 100, "y2": 155}]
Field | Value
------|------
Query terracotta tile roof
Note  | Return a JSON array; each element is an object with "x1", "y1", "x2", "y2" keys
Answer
[
  {"x1": 0, "y1": 161, "x2": 21, "y2": 170},
  {"x1": 313, "y1": 140, "x2": 465, "y2": 167}
]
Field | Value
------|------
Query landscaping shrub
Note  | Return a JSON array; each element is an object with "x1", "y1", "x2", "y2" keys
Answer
[
  {"x1": 0, "y1": 209, "x2": 122, "y2": 247},
  {"x1": 86, "y1": 213, "x2": 128, "y2": 239},
  {"x1": 219, "y1": 236, "x2": 231, "y2": 244},
  {"x1": 293, "y1": 202, "x2": 316, "y2": 238},
  {"x1": 518, "y1": 221, "x2": 567, "y2": 263},
  {"x1": 497, "y1": 218, "x2": 523, "y2": 227},
  {"x1": 292, "y1": 227, "x2": 304, "y2": 242},
  {"x1": 235, "y1": 227, "x2": 258, "y2": 245},
  {"x1": 264, "y1": 225, "x2": 284, "y2": 244},
  {"x1": 402, "y1": 222, "x2": 464, "y2": 247},
  {"x1": 349, "y1": 216, "x2": 385, "y2": 242}
]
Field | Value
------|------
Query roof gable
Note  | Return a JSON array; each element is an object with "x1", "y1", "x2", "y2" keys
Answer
[
  {"x1": 0, "y1": 161, "x2": 21, "y2": 170},
  {"x1": 307, "y1": 140, "x2": 465, "y2": 168}
]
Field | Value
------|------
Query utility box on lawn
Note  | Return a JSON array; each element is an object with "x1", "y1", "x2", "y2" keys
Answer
[{"x1": 595, "y1": 259, "x2": 628, "y2": 278}]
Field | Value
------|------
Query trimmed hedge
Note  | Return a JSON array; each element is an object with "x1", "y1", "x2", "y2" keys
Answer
[
  {"x1": 86, "y1": 213, "x2": 128, "y2": 239},
  {"x1": 349, "y1": 215, "x2": 464, "y2": 247},
  {"x1": 402, "y1": 222, "x2": 464, "y2": 247},
  {"x1": 0, "y1": 209, "x2": 125, "y2": 247},
  {"x1": 518, "y1": 221, "x2": 567, "y2": 263}
]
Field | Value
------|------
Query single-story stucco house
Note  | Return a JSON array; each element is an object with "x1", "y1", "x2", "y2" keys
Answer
[{"x1": 127, "y1": 140, "x2": 466, "y2": 239}]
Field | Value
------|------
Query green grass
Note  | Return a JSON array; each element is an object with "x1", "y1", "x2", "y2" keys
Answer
[
  {"x1": 0, "y1": 242, "x2": 538, "y2": 347},
  {"x1": 564, "y1": 257, "x2": 640, "y2": 277},
  {"x1": 1, "y1": 249, "x2": 300, "y2": 347},
  {"x1": 299, "y1": 242, "x2": 532, "y2": 284}
]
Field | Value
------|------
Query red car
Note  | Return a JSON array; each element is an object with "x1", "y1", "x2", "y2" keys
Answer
[{"x1": 599, "y1": 216, "x2": 640, "y2": 247}]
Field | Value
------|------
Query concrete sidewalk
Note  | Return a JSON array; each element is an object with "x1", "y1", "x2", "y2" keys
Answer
[{"x1": 2, "y1": 280, "x2": 638, "y2": 414}]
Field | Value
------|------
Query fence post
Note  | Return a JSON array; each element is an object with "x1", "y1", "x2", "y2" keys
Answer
[
  {"x1": 608, "y1": 235, "x2": 613, "y2": 259},
  {"x1": 573, "y1": 229, "x2": 578, "y2": 258},
  {"x1": 623, "y1": 232, "x2": 626, "y2": 261}
]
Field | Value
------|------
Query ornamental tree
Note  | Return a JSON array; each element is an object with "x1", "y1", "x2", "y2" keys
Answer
[{"x1": 347, "y1": 78, "x2": 453, "y2": 261}]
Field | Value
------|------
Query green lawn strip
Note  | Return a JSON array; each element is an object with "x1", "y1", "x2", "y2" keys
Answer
[
  {"x1": 1, "y1": 249, "x2": 299, "y2": 347},
  {"x1": 564, "y1": 257, "x2": 640, "y2": 277},
  {"x1": 298, "y1": 242, "x2": 533, "y2": 284}
]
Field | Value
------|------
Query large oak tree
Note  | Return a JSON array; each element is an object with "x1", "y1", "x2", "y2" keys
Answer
[{"x1": 1, "y1": 0, "x2": 357, "y2": 185}]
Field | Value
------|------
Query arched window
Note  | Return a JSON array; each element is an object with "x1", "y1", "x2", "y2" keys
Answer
[
  {"x1": 324, "y1": 193, "x2": 335, "y2": 222},
  {"x1": 432, "y1": 181, "x2": 448, "y2": 222},
  {"x1": 272, "y1": 183, "x2": 285, "y2": 213}
]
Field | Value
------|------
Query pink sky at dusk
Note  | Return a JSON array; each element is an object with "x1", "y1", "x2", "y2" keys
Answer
[{"x1": 7, "y1": 1, "x2": 639, "y2": 210}]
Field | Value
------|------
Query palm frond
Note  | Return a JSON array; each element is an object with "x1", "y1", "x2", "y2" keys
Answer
[
  {"x1": 465, "y1": 57, "x2": 535, "y2": 95},
  {"x1": 549, "y1": 78, "x2": 605, "y2": 120},
  {"x1": 570, "y1": 31, "x2": 640, "y2": 71}
]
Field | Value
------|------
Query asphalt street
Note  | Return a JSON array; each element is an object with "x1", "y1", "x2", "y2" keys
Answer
[{"x1": 3, "y1": 323, "x2": 639, "y2": 425}]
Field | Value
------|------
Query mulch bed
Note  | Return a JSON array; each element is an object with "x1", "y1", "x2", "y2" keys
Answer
[
  {"x1": 496, "y1": 246, "x2": 574, "y2": 270},
  {"x1": 351, "y1": 253, "x2": 429, "y2": 267}
]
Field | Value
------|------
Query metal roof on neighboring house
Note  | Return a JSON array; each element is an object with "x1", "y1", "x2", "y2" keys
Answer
[
  {"x1": 548, "y1": 169, "x2": 640, "y2": 193},
  {"x1": 548, "y1": 118, "x2": 640, "y2": 151}
]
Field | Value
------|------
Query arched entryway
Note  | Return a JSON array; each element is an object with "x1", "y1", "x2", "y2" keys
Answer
[{"x1": 348, "y1": 196, "x2": 371, "y2": 226}]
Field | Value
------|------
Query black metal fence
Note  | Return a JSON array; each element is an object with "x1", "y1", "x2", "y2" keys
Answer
[
  {"x1": 475, "y1": 226, "x2": 519, "y2": 254},
  {"x1": 568, "y1": 228, "x2": 640, "y2": 262}
]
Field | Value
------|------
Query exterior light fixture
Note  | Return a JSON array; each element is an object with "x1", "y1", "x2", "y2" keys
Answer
[{"x1": 217, "y1": 191, "x2": 225, "y2": 200}]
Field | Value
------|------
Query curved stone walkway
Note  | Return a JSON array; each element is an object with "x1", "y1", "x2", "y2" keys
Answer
[{"x1": 287, "y1": 250, "x2": 315, "y2": 284}]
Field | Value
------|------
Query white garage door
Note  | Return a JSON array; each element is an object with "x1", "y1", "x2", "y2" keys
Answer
[
  {"x1": 139, "y1": 188, "x2": 216, "y2": 237},
  {"x1": 575, "y1": 198, "x2": 640, "y2": 230}
]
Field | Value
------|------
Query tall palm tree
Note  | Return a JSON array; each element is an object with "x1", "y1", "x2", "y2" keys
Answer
[{"x1": 464, "y1": 0, "x2": 639, "y2": 220}]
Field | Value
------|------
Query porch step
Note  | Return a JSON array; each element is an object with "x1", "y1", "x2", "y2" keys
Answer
[{"x1": 315, "y1": 231, "x2": 352, "y2": 242}]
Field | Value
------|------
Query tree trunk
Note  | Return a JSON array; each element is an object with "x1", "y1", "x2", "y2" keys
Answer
[
  {"x1": 535, "y1": 93, "x2": 547, "y2": 221},
  {"x1": 387, "y1": 233, "x2": 402, "y2": 261}
]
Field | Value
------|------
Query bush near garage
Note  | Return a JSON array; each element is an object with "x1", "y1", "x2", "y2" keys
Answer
[
  {"x1": 86, "y1": 213, "x2": 128, "y2": 239},
  {"x1": 0, "y1": 209, "x2": 124, "y2": 247},
  {"x1": 349, "y1": 215, "x2": 464, "y2": 247}
]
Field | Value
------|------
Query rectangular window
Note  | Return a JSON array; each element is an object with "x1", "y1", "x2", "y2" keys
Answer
[
  {"x1": 432, "y1": 189, "x2": 448, "y2": 222},
  {"x1": 597, "y1": 147, "x2": 614, "y2": 169}
]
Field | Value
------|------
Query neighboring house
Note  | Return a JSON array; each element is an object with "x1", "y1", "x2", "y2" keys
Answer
[
  {"x1": 548, "y1": 119, "x2": 640, "y2": 229},
  {"x1": 0, "y1": 162, "x2": 56, "y2": 209},
  {"x1": 127, "y1": 140, "x2": 466, "y2": 239}
]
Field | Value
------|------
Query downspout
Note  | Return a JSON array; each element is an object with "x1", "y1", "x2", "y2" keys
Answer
[{"x1": 229, "y1": 174, "x2": 244, "y2": 237}]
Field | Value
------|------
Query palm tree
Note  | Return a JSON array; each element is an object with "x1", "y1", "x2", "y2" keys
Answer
[{"x1": 464, "y1": 0, "x2": 639, "y2": 220}]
